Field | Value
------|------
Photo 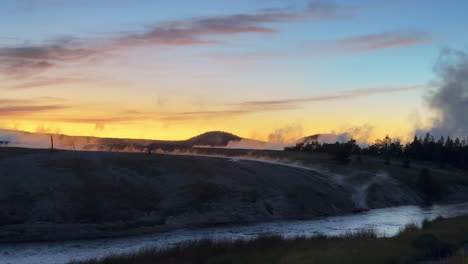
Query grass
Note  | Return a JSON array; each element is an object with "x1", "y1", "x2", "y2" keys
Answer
[
  {"x1": 0, "y1": 146, "x2": 57, "y2": 159},
  {"x1": 1, "y1": 146, "x2": 466, "y2": 224},
  {"x1": 111, "y1": 154, "x2": 163, "y2": 178},
  {"x1": 2, "y1": 146, "x2": 467, "y2": 194},
  {"x1": 70, "y1": 215, "x2": 468, "y2": 264},
  {"x1": 36, "y1": 152, "x2": 162, "y2": 222},
  {"x1": 189, "y1": 148, "x2": 468, "y2": 199},
  {"x1": 71, "y1": 170, "x2": 161, "y2": 223},
  {"x1": 184, "y1": 181, "x2": 226, "y2": 212},
  {"x1": 41, "y1": 157, "x2": 98, "y2": 170}
]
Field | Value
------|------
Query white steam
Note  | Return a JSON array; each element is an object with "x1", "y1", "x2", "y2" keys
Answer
[
  {"x1": 299, "y1": 124, "x2": 374, "y2": 146},
  {"x1": 267, "y1": 124, "x2": 303, "y2": 145},
  {"x1": 425, "y1": 48, "x2": 468, "y2": 138}
]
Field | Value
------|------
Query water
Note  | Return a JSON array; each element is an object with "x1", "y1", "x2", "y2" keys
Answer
[{"x1": 2, "y1": 202, "x2": 468, "y2": 264}]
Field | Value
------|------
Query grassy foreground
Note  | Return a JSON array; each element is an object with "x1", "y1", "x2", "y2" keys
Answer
[{"x1": 70, "y1": 216, "x2": 468, "y2": 264}]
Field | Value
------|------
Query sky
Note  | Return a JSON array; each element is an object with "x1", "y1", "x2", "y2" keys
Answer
[{"x1": 0, "y1": 0, "x2": 467, "y2": 142}]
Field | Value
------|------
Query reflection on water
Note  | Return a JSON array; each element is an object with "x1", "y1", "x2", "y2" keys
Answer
[{"x1": 3, "y1": 202, "x2": 468, "y2": 264}]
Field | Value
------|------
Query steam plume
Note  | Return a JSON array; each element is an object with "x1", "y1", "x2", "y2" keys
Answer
[
  {"x1": 268, "y1": 124, "x2": 303, "y2": 144},
  {"x1": 426, "y1": 48, "x2": 468, "y2": 138}
]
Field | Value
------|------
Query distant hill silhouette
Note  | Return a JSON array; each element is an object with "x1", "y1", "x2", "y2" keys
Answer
[
  {"x1": 0, "y1": 129, "x2": 244, "y2": 151},
  {"x1": 297, "y1": 134, "x2": 337, "y2": 144},
  {"x1": 297, "y1": 134, "x2": 320, "y2": 143},
  {"x1": 186, "y1": 131, "x2": 241, "y2": 146}
]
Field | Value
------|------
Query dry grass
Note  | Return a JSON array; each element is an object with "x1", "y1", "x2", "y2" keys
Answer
[
  {"x1": 70, "y1": 215, "x2": 468, "y2": 264},
  {"x1": 0, "y1": 146, "x2": 56, "y2": 159},
  {"x1": 190, "y1": 148, "x2": 468, "y2": 198},
  {"x1": 184, "y1": 181, "x2": 226, "y2": 211}
]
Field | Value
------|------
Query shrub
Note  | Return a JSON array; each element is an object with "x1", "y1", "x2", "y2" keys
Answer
[
  {"x1": 413, "y1": 233, "x2": 453, "y2": 260},
  {"x1": 402, "y1": 158, "x2": 411, "y2": 168},
  {"x1": 417, "y1": 168, "x2": 434, "y2": 204}
]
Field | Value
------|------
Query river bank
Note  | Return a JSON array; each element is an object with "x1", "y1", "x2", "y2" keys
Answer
[
  {"x1": 69, "y1": 214, "x2": 468, "y2": 264},
  {"x1": 0, "y1": 147, "x2": 467, "y2": 242},
  {"x1": 3, "y1": 202, "x2": 468, "y2": 264}
]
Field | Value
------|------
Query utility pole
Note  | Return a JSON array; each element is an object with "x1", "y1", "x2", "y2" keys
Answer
[{"x1": 50, "y1": 135, "x2": 54, "y2": 153}]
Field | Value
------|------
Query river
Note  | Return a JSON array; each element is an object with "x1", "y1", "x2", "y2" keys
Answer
[{"x1": 2, "y1": 202, "x2": 468, "y2": 264}]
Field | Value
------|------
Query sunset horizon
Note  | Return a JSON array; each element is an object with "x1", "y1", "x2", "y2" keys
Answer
[
  {"x1": 2, "y1": 2, "x2": 468, "y2": 263},
  {"x1": 2, "y1": 1, "x2": 467, "y2": 143}
]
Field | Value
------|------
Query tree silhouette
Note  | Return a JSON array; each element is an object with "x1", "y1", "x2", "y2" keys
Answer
[{"x1": 285, "y1": 133, "x2": 468, "y2": 169}]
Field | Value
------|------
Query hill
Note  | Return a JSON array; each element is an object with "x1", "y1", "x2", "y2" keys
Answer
[
  {"x1": 0, "y1": 129, "x2": 244, "y2": 152},
  {"x1": 297, "y1": 134, "x2": 345, "y2": 144},
  {"x1": 0, "y1": 147, "x2": 424, "y2": 242},
  {"x1": 184, "y1": 131, "x2": 241, "y2": 147}
]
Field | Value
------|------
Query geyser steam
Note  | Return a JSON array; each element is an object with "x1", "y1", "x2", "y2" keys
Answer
[{"x1": 426, "y1": 48, "x2": 468, "y2": 138}]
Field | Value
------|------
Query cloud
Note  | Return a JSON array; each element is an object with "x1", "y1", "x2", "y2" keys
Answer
[
  {"x1": 0, "y1": 59, "x2": 55, "y2": 77},
  {"x1": 6, "y1": 77, "x2": 89, "y2": 89},
  {"x1": 0, "y1": 98, "x2": 34, "y2": 104},
  {"x1": 161, "y1": 101, "x2": 302, "y2": 122},
  {"x1": 118, "y1": 14, "x2": 282, "y2": 46},
  {"x1": 0, "y1": 96, "x2": 69, "y2": 117},
  {"x1": 45, "y1": 106, "x2": 293, "y2": 126},
  {"x1": 113, "y1": 2, "x2": 349, "y2": 48},
  {"x1": 161, "y1": 110, "x2": 252, "y2": 121},
  {"x1": 52, "y1": 116, "x2": 148, "y2": 124},
  {"x1": 152, "y1": 85, "x2": 415, "y2": 122},
  {"x1": 234, "y1": 85, "x2": 423, "y2": 107},
  {"x1": 0, "y1": 39, "x2": 95, "y2": 61},
  {"x1": 0, "y1": 84, "x2": 423, "y2": 126},
  {"x1": 0, "y1": 38, "x2": 96, "y2": 78},
  {"x1": 0, "y1": 105, "x2": 68, "y2": 116},
  {"x1": 45, "y1": 85, "x2": 421, "y2": 124},
  {"x1": 0, "y1": 1, "x2": 353, "y2": 79},
  {"x1": 19, "y1": 113, "x2": 151, "y2": 132},
  {"x1": 307, "y1": 1, "x2": 345, "y2": 18},
  {"x1": 200, "y1": 52, "x2": 281, "y2": 64},
  {"x1": 337, "y1": 31, "x2": 432, "y2": 52}
]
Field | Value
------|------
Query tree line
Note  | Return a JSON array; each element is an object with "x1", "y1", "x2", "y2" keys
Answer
[{"x1": 284, "y1": 133, "x2": 468, "y2": 169}]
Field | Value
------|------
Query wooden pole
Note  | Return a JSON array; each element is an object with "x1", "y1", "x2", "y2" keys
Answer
[{"x1": 50, "y1": 135, "x2": 54, "y2": 152}]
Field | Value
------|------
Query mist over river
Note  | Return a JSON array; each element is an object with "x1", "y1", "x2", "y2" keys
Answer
[{"x1": 3, "y1": 202, "x2": 468, "y2": 264}]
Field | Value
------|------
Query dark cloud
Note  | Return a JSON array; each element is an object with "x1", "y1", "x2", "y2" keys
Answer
[
  {"x1": 0, "y1": 38, "x2": 96, "y2": 78},
  {"x1": 337, "y1": 31, "x2": 431, "y2": 52},
  {"x1": 0, "y1": 41, "x2": 95, "y2": 61},
  {"x1": 0, "y1": 59, "x2": 54, "y2": 77},
  {"x1": 0, "y1": 1, "x2": 352, "y2": 79},
  {"x1": 117, "y1": 1, "x2": 346, "y2": 46},
  {"x1": 425, "y1": 48, "x2": 468, "y2": 138}
]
